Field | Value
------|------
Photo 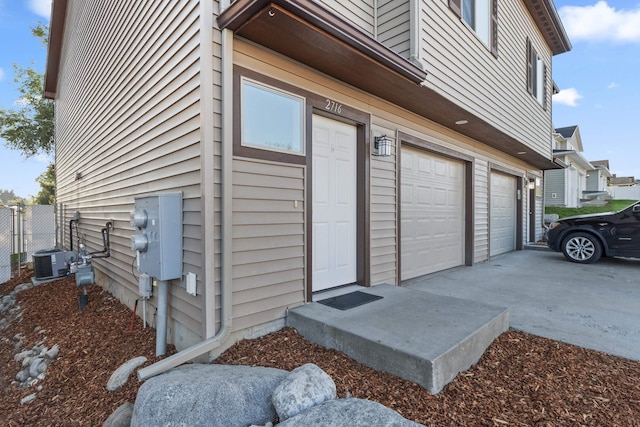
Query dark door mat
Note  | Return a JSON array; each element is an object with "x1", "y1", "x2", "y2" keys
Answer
[{"x1": 317, "y1": 291, "x2": 383, "y2": 310}]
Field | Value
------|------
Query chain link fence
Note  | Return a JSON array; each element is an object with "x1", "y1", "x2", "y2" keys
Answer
[{"x1": 0, "y1": 205, "x2": 56, "y2": 281}]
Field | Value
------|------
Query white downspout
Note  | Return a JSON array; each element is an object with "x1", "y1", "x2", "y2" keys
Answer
[
  {"x1": 409, "y1": 0, "x2": 424, "y2": 69},
  {"x1": 138, "y1": 2, "x2": 234, "y2": 381}
]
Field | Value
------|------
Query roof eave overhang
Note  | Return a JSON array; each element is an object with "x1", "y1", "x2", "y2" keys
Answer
[
  {"x1": 44, "y1": 0, "x2": 67, "y2": 99},
  {"x1": 523, "y1": 0, "x2": 572, "y2": 55},
  {"x1": 218, "y1": 0, "x2": 560, "y2": 170}
]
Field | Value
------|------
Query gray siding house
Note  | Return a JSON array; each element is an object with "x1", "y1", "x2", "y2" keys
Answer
[
  {"x1": 45, "y1": 0, "x2": 570, "y2": 370},
  {"x1": 545, "y1": 125, "x2": 595, "y2": 207}
]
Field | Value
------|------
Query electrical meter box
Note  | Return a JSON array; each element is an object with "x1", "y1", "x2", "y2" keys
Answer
[{"x1": 130, "y1": 193, "x2": 182, "y2": 280}]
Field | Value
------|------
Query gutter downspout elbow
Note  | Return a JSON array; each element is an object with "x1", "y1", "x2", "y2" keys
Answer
[{"x1": 137, "y1": 23, "x2": 235, "y2": 382}]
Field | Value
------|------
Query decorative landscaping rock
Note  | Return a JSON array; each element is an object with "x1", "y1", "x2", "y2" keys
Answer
[
  {"x1": 272, "y1": 363, "x2": 337, "y2": 421},
  {"x1": 107, "y1": 356, "x2": 147, "y2": 392},
  {"x1": 11, "y1": 344, "x2": 60, "y2": 388},
  {"x1": 277, "y1": 398, "x2": 424, "y2": 426},
  {"x1": 131, "y1": 364, "x2": 288, "y2": 427},
  {"x1": 20, "y1": 393, "x2": 36, "y2": 405},
  {"x1": 46, "y1": 344, "x2": 59, "y2": 359}
]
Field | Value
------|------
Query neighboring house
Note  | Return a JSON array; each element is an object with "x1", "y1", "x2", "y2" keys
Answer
[
  {"x1": 586, "y1": 159, "x2": 612, "y2": 195},
  {"x1": 44, "y1": 0, "x2": 570, "y2": 365},
  {"x1": 610, "y1": 174, "x2": 636, "y2": 187},
  {"x1": 545, "y1": 126, "x2": 593, "y2": 207}
]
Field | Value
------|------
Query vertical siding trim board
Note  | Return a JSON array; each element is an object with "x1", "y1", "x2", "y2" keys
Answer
[
  {"x1": 200, "y1": 0, "x2": 216, "y2": 338},
  {"x1": 397, "y1": 131, "x2": 475, "y2": 277}
]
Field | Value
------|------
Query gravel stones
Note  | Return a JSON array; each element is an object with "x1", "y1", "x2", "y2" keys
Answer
[{"x1": 13, "y1": 343, "x2": 60, "y2": 388}]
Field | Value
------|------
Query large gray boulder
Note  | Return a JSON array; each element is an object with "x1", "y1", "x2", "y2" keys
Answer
[
  {"x1": 272, "y1": 363, "x2": 336, "y2": 421},
  {"x1": 103, "y1": 402, "x2": 133, "y2": 427},
  {"x1": 131, "y1": 364, "x2": 288, "y2": 427},
  {"x1": 277, "y1": 398, "x2": 423, "y2": 427}
]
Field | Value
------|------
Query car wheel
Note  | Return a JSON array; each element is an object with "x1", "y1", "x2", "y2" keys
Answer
[{"x1": 561, "y1": 232, "x2": 602, "y2": 264}]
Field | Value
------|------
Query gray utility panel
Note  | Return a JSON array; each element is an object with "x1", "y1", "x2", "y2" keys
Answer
[{"x1": 131, "y1": 193, "x2": 183, "y2": 281}]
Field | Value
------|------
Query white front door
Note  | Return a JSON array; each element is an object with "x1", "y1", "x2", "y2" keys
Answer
[{"x1": 312, "y1": 115, "x2": 357, "y2": 292}]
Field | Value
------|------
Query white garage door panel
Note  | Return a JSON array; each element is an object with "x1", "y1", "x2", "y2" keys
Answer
[
  {"x1": 490, "y1": 172, "x2": 517, "y2": 256},
  {"x1": 401, "y1": 147, "x2": 465, "y2": 280}
]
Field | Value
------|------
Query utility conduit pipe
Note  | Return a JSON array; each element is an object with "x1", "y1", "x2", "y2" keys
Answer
[{"x1": 137, "y1": 22, "x2": 234, "y2": 381}]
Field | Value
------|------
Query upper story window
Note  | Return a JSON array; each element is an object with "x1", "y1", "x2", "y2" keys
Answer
[
  {"x1": 449, "y1": 0, "x2": 498, "y2": 57},
  {"x1": 241, "y1": 78, "x2": 305, "y2": 155},
  {"x1": 526, "y1": 38, "x2": 547, "y2": 109}
]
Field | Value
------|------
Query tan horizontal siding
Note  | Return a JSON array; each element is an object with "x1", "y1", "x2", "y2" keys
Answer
[
  {"x1": 231, "y1": 158, "x2": 305, "y2": 330},
  {"x1": 377, "y1": 0, "x2": 411, "y2": 57},
  {"x1": 54, "y1": 0, "x2": 205, "y2": 348},
  {"x1": 370, "y1": 153, "x2": 397, "y2": 286},
  {"x1": 316, "y1": 0, "x2": 375, "y2": 36},
  {"x1": 419, "y1": 0, "x2": 552, "y2": 157}
]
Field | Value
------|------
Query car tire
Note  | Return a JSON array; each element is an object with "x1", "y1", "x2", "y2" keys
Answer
[{"x1": 561, "y1": 232, "x2": 603, "y2": 264}]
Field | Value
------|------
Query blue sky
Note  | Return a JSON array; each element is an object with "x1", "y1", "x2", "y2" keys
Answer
[
  {"x1": 0, "y1": 0, "x2": 51, "y2": 199},
  {"x1": 0, "y1": 1, "x2": 638, "y2": 199},
  {"x1": 552, "y1": 0, "x2": 640, "y2": 180}
]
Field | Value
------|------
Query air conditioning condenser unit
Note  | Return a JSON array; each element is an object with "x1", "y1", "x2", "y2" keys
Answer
[{"x1": 33, "y1": 249, "x2": 68, "y2": 280}]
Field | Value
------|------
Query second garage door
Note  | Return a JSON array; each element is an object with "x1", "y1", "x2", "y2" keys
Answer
[
  {"x1": 401, "y1": 146, "x2": 465, "y2": 281},
  {"x1": 490, "y1": 171, "x2": 517, "y2": 256}
]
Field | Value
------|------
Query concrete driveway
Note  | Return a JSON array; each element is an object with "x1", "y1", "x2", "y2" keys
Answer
[{"x1": 405, "y1": 249, "x2": 640, "y2": 361}]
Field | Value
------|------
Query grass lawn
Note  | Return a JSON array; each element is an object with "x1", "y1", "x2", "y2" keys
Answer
[{"x1": 545, "y1": 199, "x2": 638, "y2": 219}]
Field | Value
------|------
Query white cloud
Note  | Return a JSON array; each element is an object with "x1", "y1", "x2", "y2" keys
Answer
[
  {"x1": 559, "y1": 1, "x2": 640, "y2": 43},
  {"x1": 607, "y1": 82, "x2": 621, "y2": 89},
  {"x1": 28, "y1": 0, "x2": 52, "y2": 19},
  {"x1": 552, "y1": 88, "x2": 583, "y2": 107},
  {"x1": 0, "y1": 67, "x2": 4, "y2": 81}
]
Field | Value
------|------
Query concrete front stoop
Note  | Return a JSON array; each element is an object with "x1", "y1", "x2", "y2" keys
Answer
[{"x1": 287, "y1": 284, "x2": 509, "y2": 394}]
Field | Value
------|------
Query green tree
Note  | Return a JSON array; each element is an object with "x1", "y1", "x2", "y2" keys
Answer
[
  {"x1": 33, "y1": 163, "x2": 56, "y2": 204},
  {"x1": 0, "y1": 23, "x2": 55, "y2": 204},
  {"x1": 0, "y1": 189, "x2": 26, "y2": 206},
  {"x1": 0, "y1": 24, "x2": 54, "y2": 157}
]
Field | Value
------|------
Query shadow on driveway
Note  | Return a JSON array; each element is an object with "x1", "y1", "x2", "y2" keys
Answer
[{"x1": 405, "y1": 249, "x2": 640, "y2": 361}]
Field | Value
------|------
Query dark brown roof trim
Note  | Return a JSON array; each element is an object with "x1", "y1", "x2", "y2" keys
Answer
[
  {"x1": 44, "y1": 0, "x2": 67, "y2": 99},
  {"x1": 217, "y1": 0, "x2": 427, "y2": 85},
  {"x1": 523, "y1": 0, "x2": 571, "y2": 55}
]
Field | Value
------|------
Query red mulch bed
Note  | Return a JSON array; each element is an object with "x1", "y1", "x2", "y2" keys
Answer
[{"x1": 2, "y1": 269, "x2": 640, "y2": 426}]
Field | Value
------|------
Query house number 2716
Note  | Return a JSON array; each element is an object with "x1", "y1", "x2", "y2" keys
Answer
[{"x1": 325, "y1": 99, "x2": 343, "y2": 114}]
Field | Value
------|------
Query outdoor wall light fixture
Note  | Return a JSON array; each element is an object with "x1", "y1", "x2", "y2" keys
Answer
[{"x1": 373, "y1": 135, "x2": 393, "y2": 157}]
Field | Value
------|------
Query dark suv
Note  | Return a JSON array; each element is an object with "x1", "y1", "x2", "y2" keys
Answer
[{"x1": 546, "y1": 201, "x2": 640, "y2": 263}]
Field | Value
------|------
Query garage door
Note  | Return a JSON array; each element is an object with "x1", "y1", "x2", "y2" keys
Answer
[
  {"x1": 401, "y1": 146, "x2": 465, "y2": 280},
  {"x1": 490, "y1": 171, "x2": 517, "y2": 256}
]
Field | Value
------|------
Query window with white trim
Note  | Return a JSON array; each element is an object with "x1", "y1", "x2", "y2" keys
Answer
[
  {"x1": 449, "y1": 0, "x2": 498, "y2": 57},
  {"x1": 241, "y1": 78, "x2": 305, "y2": 155},
  {"x1": 526, "y1": 38, "x2": 547, "y2": 109}
]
